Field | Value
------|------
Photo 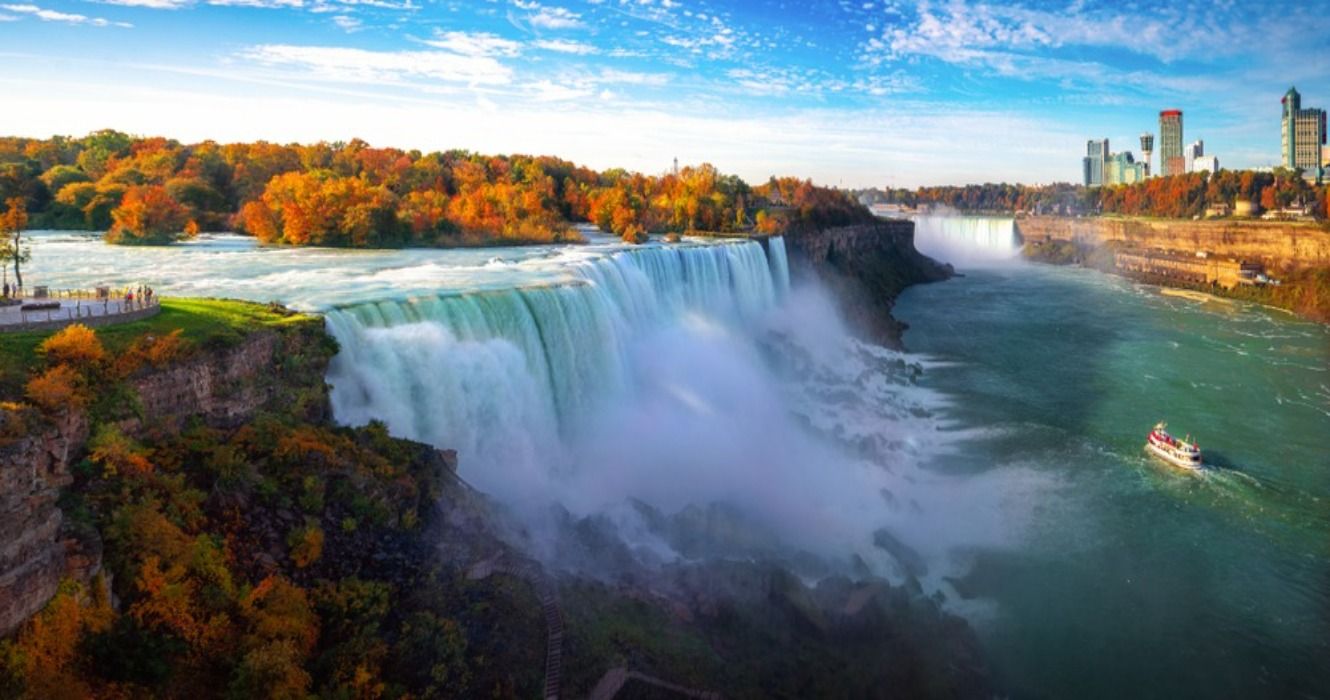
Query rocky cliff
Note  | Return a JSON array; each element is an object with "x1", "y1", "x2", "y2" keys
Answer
[
  {"x1": 0, "y1": 320, "x2": 332, "y2": 637},
  {"x1": 784, "y1": 220, "x2": 953, "y2": 347},
  {"x1": 0, "y1": 410, "x2": 89, "y2": 637},
  {"x1": 1017, "y1": 216, "x2": 1330, "y2": 270}
]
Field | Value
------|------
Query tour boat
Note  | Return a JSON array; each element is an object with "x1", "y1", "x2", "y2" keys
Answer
[{"x1": 1145, "y1": 422, "x2": 1203, "y2": 471}]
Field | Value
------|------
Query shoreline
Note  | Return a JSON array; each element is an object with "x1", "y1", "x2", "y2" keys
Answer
[{"x1": 1016, "y1": 218, "x2": 1330, "y2": 324}]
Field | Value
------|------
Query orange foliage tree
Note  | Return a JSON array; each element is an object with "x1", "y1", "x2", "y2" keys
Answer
[
  {"x1": 25, "y1": 364, "x2": 86, "y2": 412},
  {"x1": 106, "y1": 185, "x2": 196, "y2": 245},
  {"x1": 39, "y1": 323, "x2": 104, "y2": 367}
]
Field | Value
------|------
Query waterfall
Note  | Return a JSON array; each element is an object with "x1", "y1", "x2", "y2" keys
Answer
[
  {"x1": 911, "y1": 216, "x2": 1020, "y2": 266},
  {"x1": 326, "y1": 239, "x2": 790, "y2": 502}
]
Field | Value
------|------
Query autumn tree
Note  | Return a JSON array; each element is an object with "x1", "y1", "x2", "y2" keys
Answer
[
  {"x1": 107, "y1": 185, "x2": 195, "y2": 245},
  {"x1": 0, "y1": 196, "x2": 30, "y2": 290},
  {"x1": 40, "y1": 323, "x2": 105, "y2": 367}
]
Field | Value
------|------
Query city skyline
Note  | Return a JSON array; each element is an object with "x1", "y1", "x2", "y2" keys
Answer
[{"x1": 2, "y1": 0, "x2": 1329, "y2": 187}]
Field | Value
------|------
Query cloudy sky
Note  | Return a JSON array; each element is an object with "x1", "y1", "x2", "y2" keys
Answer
[{"x1": 1, "y1": 0, "x2": 1328, "y2": 186}]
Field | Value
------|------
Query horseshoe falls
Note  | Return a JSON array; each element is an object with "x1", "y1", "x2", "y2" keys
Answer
[{"x1": 911, "y1": 215, "x2": 1020, "y2": 266}]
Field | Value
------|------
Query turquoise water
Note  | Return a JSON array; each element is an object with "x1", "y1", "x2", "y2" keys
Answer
[
  {"x1": 895, "y1": 264, "x2": 1330, "y2": 698},
  {"x1": 22, "y1": 228, "x2": 1330, "y2": 694}
]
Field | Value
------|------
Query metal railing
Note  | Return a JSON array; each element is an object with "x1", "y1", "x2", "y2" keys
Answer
[{"x1": 1, "y1": 286, "x2": 162, "y2": 330}]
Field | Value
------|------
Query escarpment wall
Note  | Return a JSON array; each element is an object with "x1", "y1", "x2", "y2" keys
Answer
[
  {"x1": 0, "y1": 321, "x2": 333, "y2": 637},
  {"x1": 784, "y1": 220, "x2": 952, "y2": 348},
  {"x1": 1017, "y1": 216, "x2": 1330, "y2": 269},
  {"x1": 0, "y1": 411, "x2": 89, "y2": 637}
]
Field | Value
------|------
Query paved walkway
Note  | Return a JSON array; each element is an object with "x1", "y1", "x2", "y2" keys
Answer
[{"x1": 0, "y1": 297, "x2": 158, "y2": 332}]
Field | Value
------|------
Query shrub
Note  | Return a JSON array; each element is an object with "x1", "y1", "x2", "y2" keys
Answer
[
  {"x1": 39, "y1": 324, "x2": 104, "y2": 368},
  {"x1": 621, "y1": 224, "x2": 648, "y2": 245},
  {"x1": 25, "y1": 365, "x2": 85, "y2": 412},
  {"x1": 287, "y1": 524, "x2": 325, "y2": 569}
]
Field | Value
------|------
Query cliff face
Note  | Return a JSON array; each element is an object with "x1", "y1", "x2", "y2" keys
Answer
[
  {"x1": 784, "y1": 220, "x2": 952, "y2": 348},
  {"x1": 0, "y1": 321, "x2": 333, "y2": 637},
  {"x1": 0, "y1": 411, "x2": 88, "y2": 637},
  {"x1": 1017, "y1": 216, "x2": 1330, "y2": 270}
]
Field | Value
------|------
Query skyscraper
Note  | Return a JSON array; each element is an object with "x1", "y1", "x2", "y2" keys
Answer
[
  {"x1": 1160, "y1": 110, "x2": 1184, "y2": 177},
  {"x1": 1184, "y1": 140, "x2": 1204, "y2": 172},
  {"x1": 1105, "y1": 151, "x2": 1145, "y2": 185},
  {"x1": 1139, "y1": 133, "x2": 1154, "y2": 177},
  {"x1": 1281, "y1": 87, "x2": 1327, "y2": 178},
  {"x1": 1083, "y1": 138, "x2": 1108, "y2": 187}
]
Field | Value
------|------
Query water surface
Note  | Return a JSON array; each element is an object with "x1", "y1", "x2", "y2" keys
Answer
[{"x1": 896, "y1": 263, "x2": 1330, "y2": 698}]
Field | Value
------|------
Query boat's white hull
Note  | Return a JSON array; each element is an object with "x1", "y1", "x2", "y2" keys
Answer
[{"x1": 1146, "y1": 441, "x2": 1202, "y2": 471}]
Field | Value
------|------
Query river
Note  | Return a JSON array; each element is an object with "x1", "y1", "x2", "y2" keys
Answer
[
  {"x1": 904, "y1": 216, "x2": 1330, "y2": 697},
  {"x1": 17, "y1": 225, "x2": 1330, "y2": 696}
]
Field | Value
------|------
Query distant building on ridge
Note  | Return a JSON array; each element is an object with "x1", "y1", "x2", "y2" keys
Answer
[
  {"x1": 1192, "y1": 155, "x2": 1219, "y2": 174},
  {"x1": 1139, "y1": 133, "x2": 1154, "y2": 177},
  {"x1": 1281, "y1": 87, "x2": 1326, "y2": 181},
  {"x1": 1106, "y1": 151, "x2": 1146, "y2": 185},
  {"x1": 1184, "y1": 140, "x2": 1204, "y2": 172},
  {"x1": 1083, "y1": 139, "x2": 1109, "y2": 187},
  {"x1": 1160, "y1": 110, "x2": 1185, "y2": 176}
]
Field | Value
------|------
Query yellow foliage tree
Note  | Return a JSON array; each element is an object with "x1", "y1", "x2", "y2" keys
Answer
[
  {"x1": 39, "y1": 323, "x2": 105, "y2": 368},
  {"x1": 25, "y1": 365, "x2": 86, "y2": 412}
]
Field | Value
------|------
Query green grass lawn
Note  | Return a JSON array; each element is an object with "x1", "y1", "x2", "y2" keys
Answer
[{"x1": 0, "y1": 297, "x2": 320, "y2": 399}]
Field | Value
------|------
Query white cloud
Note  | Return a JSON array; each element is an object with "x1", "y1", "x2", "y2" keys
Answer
[
  {"x1": 205, "y1": 0, "x2": 304, "y2": 7},
  {"x1": 97, "y1": 0, "x2": 192, "y2": 8},
  {"x1": 526, "y1": 79, "x2": 594, "y2": 101},
  {"x1": 533, "y1": 39, "x2": 597, "y2": 55},
  {"x1": 241, "y1": 44, "x2": 513, "y2": 85},
  {"x1": 0, "y1": 12, "x2": 16, "y2": 20},
  {"x1": 425, "y1": 30, "x2": 522, "y2": 58},
  {"x1": 1, "y1": 3, "x2": 131, "y2": 26},
  {"x1": 331, "y1": 14, "x2": 360, "y2": 31},
  {"x1": 529, "y1": 5, "x2": 583, "y2": 29},
  {"x1": 597, "y1": 69, "x2": 670, "y2": 86}
]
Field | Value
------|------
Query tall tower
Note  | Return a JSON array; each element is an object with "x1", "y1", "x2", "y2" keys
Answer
[
  {"x1": 1083, "y1": 139, "x2": 1108, "y2": 187},
  {"x1": 1282, "y1": 86, "x2": 1327, "y2": 179},
  {"x1": 1139, "y1": 132, "x2": 1154, "y2": 177},
  {"x1": 1159, "y1": 110, "x2": 1184, "y2": 177}
]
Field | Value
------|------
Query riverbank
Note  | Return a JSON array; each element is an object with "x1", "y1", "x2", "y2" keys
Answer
[
  {"x1": 1017, "y1": 215, "x2": 1330, "y2": 269},
  {"x1": 1018, "y1": 217, "x2": 1330, "y2": 323}
]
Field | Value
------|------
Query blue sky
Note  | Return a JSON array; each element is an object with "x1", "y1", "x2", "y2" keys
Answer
[{"x1": 1, "y1": 0, "x2": 1328, "y2": 186}]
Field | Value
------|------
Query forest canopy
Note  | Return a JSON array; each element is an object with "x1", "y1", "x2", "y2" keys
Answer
[{"x1": 0, "y1": 131, "x2": 870, "y2": 248}]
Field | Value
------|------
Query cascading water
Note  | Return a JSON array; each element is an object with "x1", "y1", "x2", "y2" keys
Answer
[
  {"x1": 324, "y1": 236, "x2": 1034, "y2": 579},
  {"x1": 20, "y1": 228, "x2": 1040, "y2": 591},
  {"x1": 911, "y1": 215, "x2": 1020, "y2": 266}
]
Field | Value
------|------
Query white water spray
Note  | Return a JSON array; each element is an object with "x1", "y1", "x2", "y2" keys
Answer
[
  {"x1": 912, "y1": 216, "x2": 1021, "y2": 267},
  {"x1": 325, "y1": 236, "x2": 1033, "y2": 581}
]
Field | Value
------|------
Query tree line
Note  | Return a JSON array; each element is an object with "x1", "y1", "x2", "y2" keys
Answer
[
  {"x1": 859, "y1": 169, "x2": 1330, "y2": 219},
  {"x1": 0, "y1": 130, "x2": 870, "y2": 248}
]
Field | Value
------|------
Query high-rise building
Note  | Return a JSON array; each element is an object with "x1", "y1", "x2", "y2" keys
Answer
[
  {"x1": 1139, "y1": 133, "x2": 1154, "y2": 177},
  {"x1": 1083, "y1": 138, "x2": 1108, "y2": 187},
  {"x1": 1184, "y1": 140, "x2": 1204, "y2": 172},
  {"x1": 1105, "y1": 151, "x2": 1145, "y2": 185},
  {"x1": 1281, "y1": 87, "x2": 1327, "y2": 179},
  {"x1": 1160, "y1": 110, "x2": 1184, "y2": 176},
  {"x1": 1192, "y1": 155, "x2": 1219, "y2": 174}
]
